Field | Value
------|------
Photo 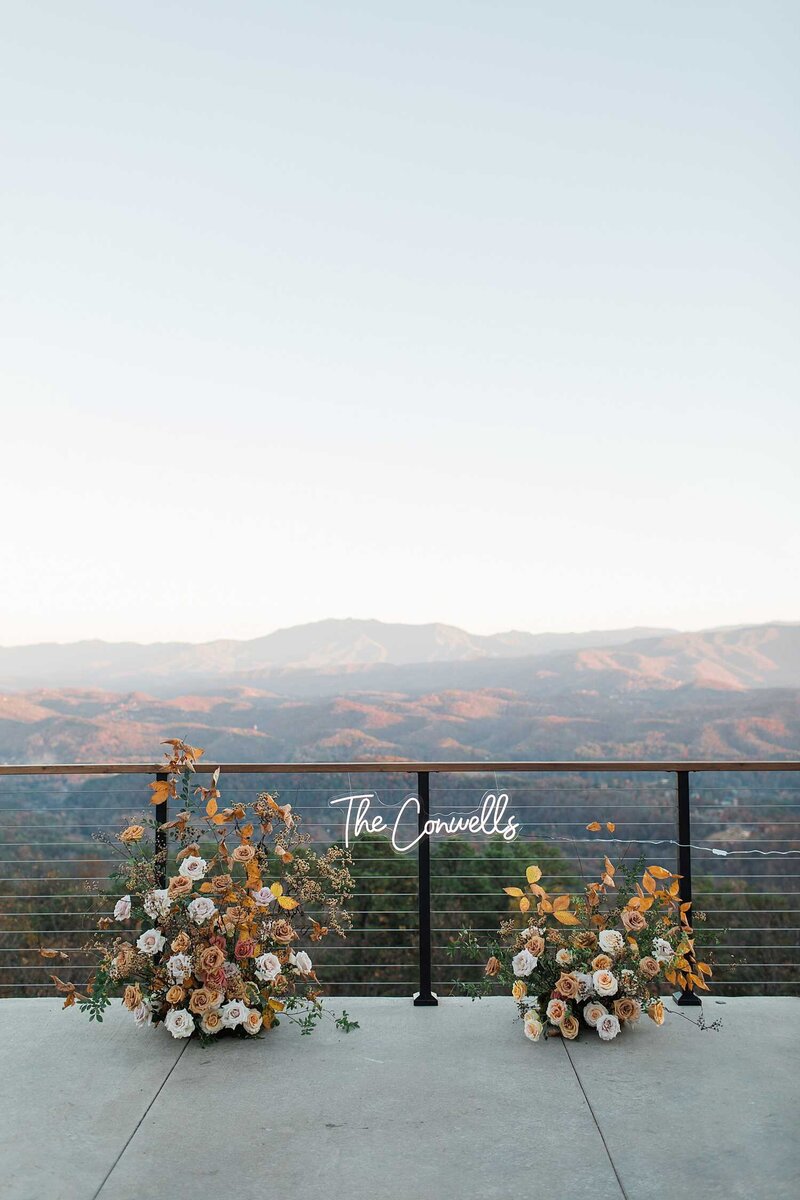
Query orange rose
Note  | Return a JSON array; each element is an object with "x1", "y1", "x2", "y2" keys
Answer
[
  {"x1": 270, "y1": 919, "x2": 297, "y2": 945},
  {"x1": 211, "y1": 874, "x2": 233, "y2": 896},
  {"x1": 197, "y1": 945, "x2": 225, "y2": 977},
  {"x1": 168, "y1": 875, "x2": 193, "y2": 899},
  {"x1": 484, "y1": 956, "x2": 501, "y2": 977},
  {"x1": 591, "y1": 954, "x2": 613, "y2": 972},
  {"x1": 555, "y1": 972, "x2": 580, "y2": 1000},
  {"x1": 560, "y1": 1014, "x2": 580, "y2": 1040},
  {"x1": 123, "y1": 984, "x2": 142, "y2": 1010},
  {"x1": 201, "y1": 1009, "x2": 223, "y2": 1034},
  {"x1": 512, "y1": 980, "x2": 527, "y2": 1001},
  {"x1": 639, "y1": 956, "x2": 660, "y2": 979},
  {"x1": 166, "y1": 985, "x2": 186, "y2": 1005},
  {"x1": 622, "y1": 908, "x2": 647, "y2": 933},
  {"x1": 232, "y1": 844, "x2": 256, "y2": 864},
  {"x1": 119, "y1": 825, "x2": 144, "y2": 844},
  {"x1": 188, "y1": 987, "x2": 215, "y2": 1015},
  {"x1": 525, "y1": 935, "x2": 545, "y2": 956},
  {"x1": 614, "y1": 997, "x2": 639, "y2": 1022}
]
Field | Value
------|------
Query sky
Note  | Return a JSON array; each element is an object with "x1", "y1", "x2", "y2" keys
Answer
[{"x1": 1, "y1": 1, "x2": 798, "y2": 646}]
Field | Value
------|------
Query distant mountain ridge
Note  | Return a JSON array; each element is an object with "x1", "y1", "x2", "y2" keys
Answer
[{"x1": 0, "y1": 618, "x2": 678, "y2": 691}]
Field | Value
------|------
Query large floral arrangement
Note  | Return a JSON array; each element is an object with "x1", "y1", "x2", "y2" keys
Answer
[
  {"x1": 452, "y1": 839, "x2": 713, "y2": 1044},
  {"x1": 47, "y1": 740, "x2": 358, "y2": 1041}
]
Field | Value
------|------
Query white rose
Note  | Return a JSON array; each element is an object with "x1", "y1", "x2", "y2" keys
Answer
[
  {"x1": 254, "y1": 952, "x2": 282, "y2": 983},
  {"x1": 598, "y1": 929, "x2": 624, "y2": 955},
  {"x1": 178, "y1": 855, "x2": 207, "y2": 881},
  {"x1": 251, "y1": 887, "x2": 276, "y2": 907},
  {"x1": 511, "y1": 949, "x2": 537, "y2": 977},
  {"x1": 113, "y1": 895, "x2": 131, "y2": 921},
  {"x1": 164, "y1": 1008, "x2": 194, "y2": 1039},
  {"x1": 523, "y1": 1013, "x2": 543, "y2": 1042},
  {"x1": 555, "y1": 948, "x2": 573, "y2": 966},
  {"x1": 187, "y1": 896, "x2": 217, "y2": 925},
  {"x1": 596, "y1": 1013, "x2": 621, "y2": 1042},
  {"x1": 583, "y1": 1001, "x2": 608, "y2": 1028},
  {"x1": 143, "y1": 889, "x2": 171, "y2": 920},
  {"x1": 653, "y1": 937, "x2": 673, "y2": 963},
  {"x1": 291, "y1": 951, "x2": 313, "y2": 975},
  {"x1": 576, "y1": 972, "x2": 594, "y2": 1000},
  {"x1": 133, "y1": 1000, "x2": 152, "y2": 1028},
  {"x1": 166, "y1": 953, "x2": 193, "y2": 984},
  {"x1": 221, "y1": 1000, "x2": 247, "y2": 1028},
  {"x1": 593, "y1": 969, "x2": 619, "y2": 997},
  {"x1": 136, "y1": 928, "x2": 166, "y2": 957}
]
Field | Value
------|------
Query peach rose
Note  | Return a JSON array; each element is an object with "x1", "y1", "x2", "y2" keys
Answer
[
  {"x1": 622, "y1": 908, "x2": 647, "y2": 933},
  {"x1": 119, "y1": 825, "x2": 144, "y2": 844},
  {"x1": 166, "y1": 985, "x2": 186, "y2": 1005},
  {"x1": 123, "y1": 984, "x2": 142, "y2": 1011},
  {"x1": 639, "y1": 956, "x2": 660, "y2": 979},
  {"x1": 197, "y1": 945, "x2": 226, "y2": 977},
  {"x1": 546, "y1": 997, "x2": 567, "y2": 1024},
  {"x1": 168, "y1": 875, "x2": 193, "y2": 899},
  {"x1": 613, "y1": 997, "x2": 639, "y2": 1022},
  {"x1": 648, "y1": 999, "x2": 665, "y2": 1025},
  {"x1": 591, "y1": 954, "x2": 613, "y2": 972},
  {"x1": 188, "y1": 987, "x2": 215, "y2": 1015},
  {"x1": 232, "y1": 844, "x2": 256, "y2": 864},
  {"x1": 560, "y1": 1014, "x2": 580, "y2": 1040},
  {"x1": 485, "y1": 956, "x2": 501, "y2": 977},
  {"x1": 235, "y1": 937, "x2": 256, "y2": 959},
  {"x1": 200, "y1": 1009, "x2": 223, "y2": 1034},
  {"x1": 244, "y1": 1008, "x2": 263, "y2": 1035},
  {"x1": 270, "y1": 919, "x2": 297, "y2": 944},
  {"x1": 555, "y1": 972, "x2": 580, "y2": 1000},
  {"x1": 525, "y1": 935, "x2": 545, "y2": 956},
  {"x1": 171, "y1": 931, "x2": 191, "y2": 955},
  {"x1": 512, "y1": 980, "x2": 527, "y2": 1001},
  {"x1": 211, "y1": 874, "x2": 233, "y2": 896}
]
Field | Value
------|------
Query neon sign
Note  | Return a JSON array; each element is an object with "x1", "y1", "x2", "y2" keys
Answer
[{"x1": 329, "y1": 791, "x2": 520, "y2": 853}]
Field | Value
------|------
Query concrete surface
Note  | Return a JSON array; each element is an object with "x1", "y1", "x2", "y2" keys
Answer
[{"x1": 1, "y1": 996, "x2": 798, "y2": 1200}]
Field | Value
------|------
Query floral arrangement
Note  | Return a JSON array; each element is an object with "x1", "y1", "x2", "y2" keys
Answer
[
  {"x1": 46, "y1": 740, "x2": 358, "y2": 1041},
  {"x1": 452, "y1": 836, "x2": 713, "y2": 1044}
]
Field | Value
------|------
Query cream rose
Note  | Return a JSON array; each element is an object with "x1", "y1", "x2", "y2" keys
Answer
[
  {"x1": 291, "y1": 950, "x2": 313, "y2": 975},
  {"x1": 546, "y1": 998, "x2": 567, "y2": 1025},
  {"x1": 200, "y1": 1009, "x2": 223, "y2": 1035},
  {"x1": 511, "y1": 949, "x2": 537, "y2": 977},
  {"x1": 164, "y1": 1008, "x2": 194, "y2": 1039},
  {"x1": 598, "y1": 929, "x2": 624, "y2": 955},
  {"x1": 583, "y1": 1001, "x2": 608, "y2": 1028},
  {"x1": 523, "y1": 1013, "x2": 543, "y2": 1042},
  {"x1": 179, "y1": 855, "x2": 208, "y2": 881},
  {"x1": 593, "y1": 969, "x2": 618, "y2": 997},
  {"x1": 244, "y1": 1008, "x2": 263, "y2": 1035},
  {"x1": 221, "y1": 999, "x2": 247, "y2": 1028},
  {"x1": 187, "y1": 896, "x2": 217, "y2": 925},
  {"x1": 652, "y1": 937, "x2": 673, "y2": 964},
  {"x1": 113, "y1": 895, "x2": 131, "y2": 921},
  {"x1": 596, "y1": 1013, "x2": 621, "y2": 1041},
  {"x1": 254, "y1": 952, "x2": 282, "y2": 983},
  {"x1": 133, "y1": 1000, "x2": 152, "y2": 1028},
  {"x1": 555, "y1": 948, "x2": 573, "y2": 966},
  {"x1": 166, "y1": 952, "x2": 193, "y2": 984},
  {"x1": 143, "y1": 889, "x2": 171, "y2": 920},
  {"x1": 136, "y1": 928, "x2": 166, "y2": 957}
]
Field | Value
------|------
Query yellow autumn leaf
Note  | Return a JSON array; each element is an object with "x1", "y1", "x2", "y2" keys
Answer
[
  {"x1": 206, "y1": 797, "x2": 218, "y2": 817},
  {"x1": 539, "y1": 899, "x2": 553, "y2": 913},
  {"x1": 642, "y1": 872, "x2": 656, "y2": 895},
  {"x1": 553, "y1": 910, "x2": 580, "y2": 925},
  {"x1": 525, "y1": 865, "x2": 542, "y2": 884},
  {"x1": 149, "y1": 779, "x2": 171, "y2": 806},
  {"x1": 604, "y1": 857, "x2": 615, "y2": 876},
  {"x1": 605, "y1": 821, "x2": 615, "y2": 832},
  {"x1": 268, "y1": 998, "x2": 285, "y2": 1012},
  {"x1": 519, "y1": 896, "x2": 531, "y2": 913},
  {"x1": 240, "y1": 823, "x2": 255, "y2": 840},
  {"x1": 199, "y1": 882, "x2": 214, "y2": 894},
  {"x1": 637, "y1": 896, "x2": 654, "y2": 912},
  {"x1": 504, "y1": 887, "x2": 524, "y2": 898},
  {"x1": 552, "y1": 895, "x2": 571, "y2": 911},
  {"x1": 585, "y1": 821, "x2": 601, "y2": 832},
  {"x1": 647, "y1": 865, "x2": 672, "y2": 879},
  {"x1": 697, "y1": 962, "x2": 712, "y2": 976}
]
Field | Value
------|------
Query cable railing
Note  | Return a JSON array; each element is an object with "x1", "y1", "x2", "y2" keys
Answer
[{"x1": 1, "y1": 760, "x2": 798, "y2": 1002}]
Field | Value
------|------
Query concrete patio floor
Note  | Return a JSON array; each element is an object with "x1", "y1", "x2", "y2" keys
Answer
[{"x1": 2, "y1": 996, "x2": 798, "y2": 1200}]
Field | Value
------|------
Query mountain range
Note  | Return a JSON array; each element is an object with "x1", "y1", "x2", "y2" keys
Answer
[{"x1": 0, "y1": 619, "x2": 798, "y2": 763}]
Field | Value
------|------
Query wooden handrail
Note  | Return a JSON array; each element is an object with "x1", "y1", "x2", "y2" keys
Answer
[{"x1": 0, "y1": 760, "x2": 799, "y2": 776}]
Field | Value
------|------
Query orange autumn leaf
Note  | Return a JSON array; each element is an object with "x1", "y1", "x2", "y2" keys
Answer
[
  {"x1": 552, "y1": 895, "x2": 571, "y2": 911},
  {"x1": 585, "y1": 821, "x2": 601, "y2": 832},
  {"x1": 642, "y1": 872, "x2": 656, "y2": 895},
  {"x1": 553, "y1": 910, "x2": 580, "y2": 925},
  {"x1": 518, "y1": 896, "x2": 531, "y2": 914},
  {"x1": 149, "y1": 779, "x2": 171, "y2": 806},
  {"x1": 605, "y1": 821, "x2": 615, "y2": 832},
  {"x1": 647, "y1": 865, "x2": 672, "y2": 879},
  {"x1": 504, "y1": 887, "x2": 524, "y2": 898}
]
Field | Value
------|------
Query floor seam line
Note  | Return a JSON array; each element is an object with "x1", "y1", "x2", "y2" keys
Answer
[
  {"x1": 561, "y1": 1040, "x2": 630, "y2": 1200},
  {"x1": 92, "y1": 1039, "x2": 190, "y2": 1200}
]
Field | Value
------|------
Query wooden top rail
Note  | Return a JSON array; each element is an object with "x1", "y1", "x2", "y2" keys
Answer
[{"x1": 1, "y1": 760, "x2": 799, "y2": 776}]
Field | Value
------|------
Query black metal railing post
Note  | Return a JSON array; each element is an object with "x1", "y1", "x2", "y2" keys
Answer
[
  {"x1": 413, "y1": 770, "x2": 438, "y2": 1006},
  {"x1": 154, "y1": 771, "x2": 168, "y2": 889},
  {"x1": 674, "y1": 769, "x2": 702, "y2": 1006}
]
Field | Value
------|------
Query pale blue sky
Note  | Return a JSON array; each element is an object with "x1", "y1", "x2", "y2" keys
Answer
[{"x1": 1, "y1": 2, "x2": 798, "y2": 645}]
